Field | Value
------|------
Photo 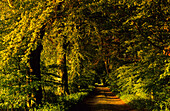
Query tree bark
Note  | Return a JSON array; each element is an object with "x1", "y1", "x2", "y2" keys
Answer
[
  {"x1": 29, "y1": 43, "x2": 43, "y2": 105},
  {"x1": 61, "y1": 53, "x2": 70, "y2": 95},
  {"x1": 104, "y1": 58, "x2": 110, "y2": 86},
  {"x1": 29, "y1": 24, "x2": 46, "y2": 106},
  {"x1": 61, "y1": 36, "x2": 70, "y2": 95}
]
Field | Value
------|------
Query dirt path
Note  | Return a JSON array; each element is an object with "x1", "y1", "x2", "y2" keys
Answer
[{"x1": 70, "y1": 86, "x2": 137, "y2": 111}]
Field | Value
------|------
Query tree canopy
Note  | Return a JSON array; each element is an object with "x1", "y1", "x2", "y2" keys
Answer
[{"x1": 0, "y1": 0, "x2": 169, "y2": 110}]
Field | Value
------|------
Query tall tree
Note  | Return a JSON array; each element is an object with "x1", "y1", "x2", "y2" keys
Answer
[{"x1": 0, "y1": 0, "x2": 64, "y2": 107}]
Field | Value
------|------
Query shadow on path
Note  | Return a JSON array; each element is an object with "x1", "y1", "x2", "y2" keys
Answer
[{"x1": 70, "y1": 86, "x2": 137, "y2": 111}]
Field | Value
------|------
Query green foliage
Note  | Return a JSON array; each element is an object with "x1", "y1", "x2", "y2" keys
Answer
[
  {"x1": 37, "y1": 92, "x2": 89, "y2": 111},
  {"x1": 0, "y1": 0, "x2": 169, "y2": 110},
  {"x1": 107, "y1": 0, "x2": 170, "y2": 111},
  {"x1": 109, "y1": 56, "x2": 169, "y2": 110}
]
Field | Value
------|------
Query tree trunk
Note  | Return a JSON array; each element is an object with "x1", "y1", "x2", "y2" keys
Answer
[
  {"x1": 29, "y1": 25, "x2": 46, "y2": 106},
  {"x1": 29, "y1": 44, "x2": 43, "y2": 105},
  {"x1": 61, "y1": 36, "x2": 70, "y2": 95},
  {"x1": 61, "y1": 53, "x2": 70, "y2": 95},
  {"x1": 103, "y1": 57, "x2": 111, "y2": 86}
]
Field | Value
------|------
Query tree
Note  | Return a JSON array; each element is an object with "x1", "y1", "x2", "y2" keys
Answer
[
  {"x1": 108, "y1": 0, "x2": 170, "y2": 110},
  {"x1": 0, "y1": 0, "x2": 64, "y2": 108}
]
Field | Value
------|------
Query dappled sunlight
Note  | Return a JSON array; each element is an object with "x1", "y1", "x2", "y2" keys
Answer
[{"x1": 0, "y1": 0, "x2": 169, "y2": 110}]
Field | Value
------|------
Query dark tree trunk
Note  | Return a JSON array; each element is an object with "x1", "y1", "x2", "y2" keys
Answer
[
  {"x1": 61, "y1": 53, "x2": 70, "y2": 95},
  {"x1": 29, "y1": 25, "x2": 46, "y2": 106},
  {"x1": 29, "y1": 44, "x2": 43, "y2": 105},
  {"x1": 61, "y1": 36, "x2": 70, "y2": 95}
]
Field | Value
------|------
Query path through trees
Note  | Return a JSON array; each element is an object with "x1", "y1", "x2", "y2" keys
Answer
[
  {"x1": 0, "y1": 0, "x2": 169, "y2": 110},
  {"x1": 70, "y1": 86, "x2": 137, "y2": 111}
]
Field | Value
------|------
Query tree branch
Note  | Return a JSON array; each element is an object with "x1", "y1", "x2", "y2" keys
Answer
[{"x1": 132, "y1": 21, "x2": 164, "y2": 50}]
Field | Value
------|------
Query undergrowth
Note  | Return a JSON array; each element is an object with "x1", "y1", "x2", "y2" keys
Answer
[{"x1": 35, "y1": 92, "x2": 89, "y2": 111}]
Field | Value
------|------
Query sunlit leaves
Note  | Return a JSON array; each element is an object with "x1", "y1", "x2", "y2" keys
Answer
[
  {"x1": 108, "y1": 1, "x2": 170, "y2": 110},
  {"x1": 0, "y1": 0, "x2": 169, "y2": 110}
]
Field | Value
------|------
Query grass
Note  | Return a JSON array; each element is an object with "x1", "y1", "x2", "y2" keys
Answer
[
  {"x1": 112, "y1": 92, "x2": 169, "y2": 111},
  {"x1": 0, "y1": 85, "x2": 94, "y2": 111},
  {"x1": 35, "y1": 91, "x2": 89, "y2": 111}
]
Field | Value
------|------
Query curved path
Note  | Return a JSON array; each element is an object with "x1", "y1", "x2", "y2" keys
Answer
[{"x1": 70, "y1": 86, "x2": 137, "y2": 111}]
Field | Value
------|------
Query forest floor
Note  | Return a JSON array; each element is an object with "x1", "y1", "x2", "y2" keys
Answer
[{"x1": 69, "y1": 86, "x2": 137, "y2": 111}]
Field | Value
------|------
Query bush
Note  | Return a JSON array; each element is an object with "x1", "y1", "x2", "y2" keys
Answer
[{"x1": 36, "y1": 92, "x2": 89, "y2": 111}]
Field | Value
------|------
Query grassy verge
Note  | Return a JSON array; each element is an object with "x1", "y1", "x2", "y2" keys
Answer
[
  {"x1": 0, "y1": 86, "x2": 94, "y2": 111},
  {"x1": 35, "y1": 86, "x2": 95, "y2": 111},
  {"x1": 35, "y1": 92, "x2": 89, "y2": 111},
  {"x1": 109, "y1": 86, "x2": 169, "y2": 111}
]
